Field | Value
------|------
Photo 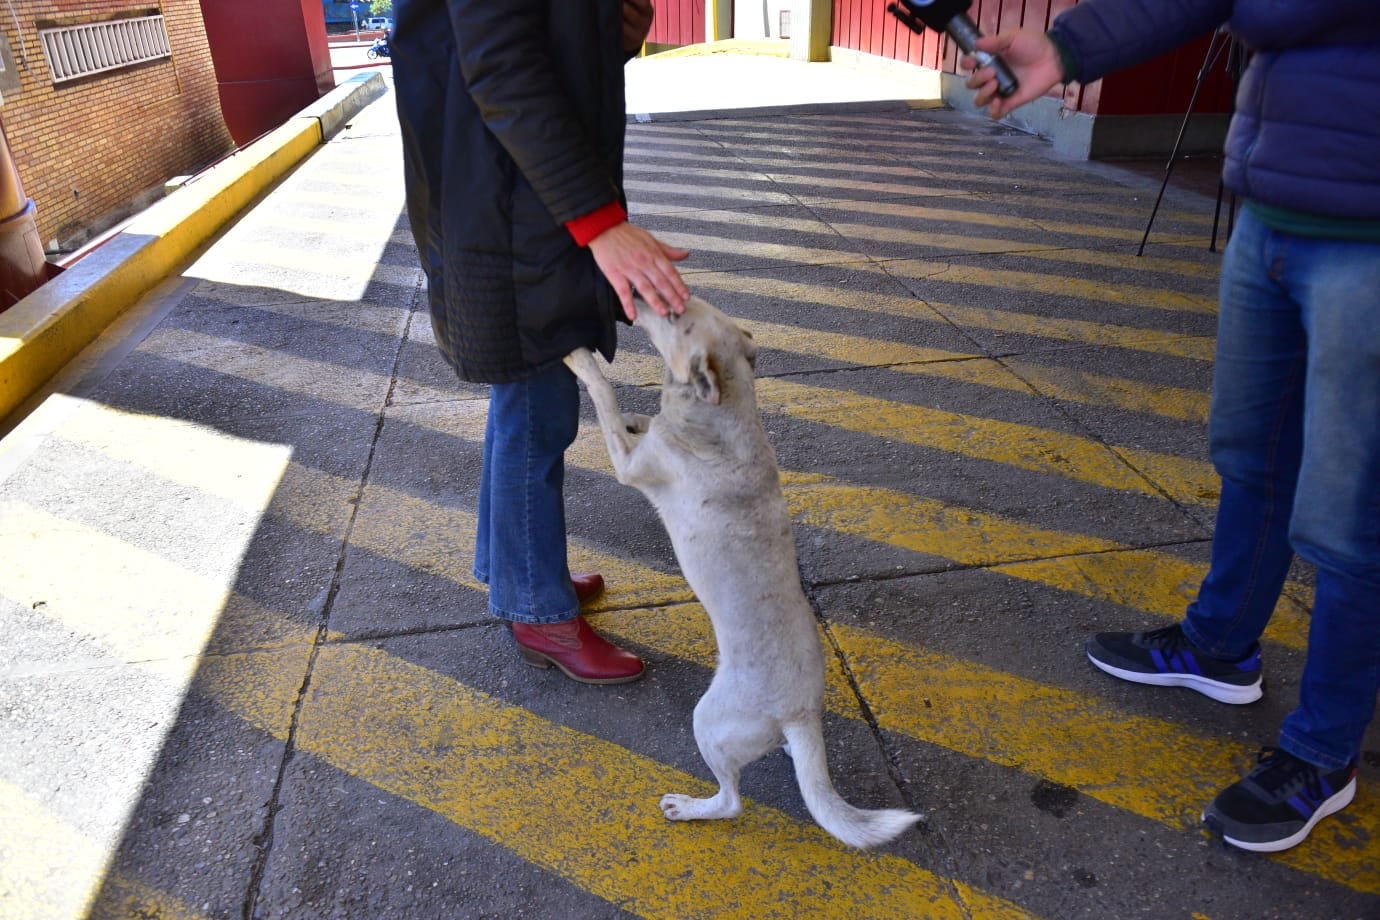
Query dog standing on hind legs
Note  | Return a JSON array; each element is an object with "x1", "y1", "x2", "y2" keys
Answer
[{"x1": 565, "y1": 295, "x2": 921, "y2": 849}]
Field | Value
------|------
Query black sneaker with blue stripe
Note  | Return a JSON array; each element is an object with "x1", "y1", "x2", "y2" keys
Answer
[
  {"x1": 1204, "y1": 747, "x2": 1358, "y2": 852},
  {"x1": 1085, "y1": 623, "x2": 1263, "y2": 704}
]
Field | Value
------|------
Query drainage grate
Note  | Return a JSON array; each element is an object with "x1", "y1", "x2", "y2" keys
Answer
[{"x1": 38, "y1": 15, "x2": 171, "y2": 84}]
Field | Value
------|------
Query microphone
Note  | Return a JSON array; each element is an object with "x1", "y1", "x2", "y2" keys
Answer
[{"x1": 887, "y1": 0, "x2": 1019, "y2": 99}]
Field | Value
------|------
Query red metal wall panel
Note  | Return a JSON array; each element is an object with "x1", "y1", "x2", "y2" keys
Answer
[
  {"x1": 199, "y1": 0, "x2": 333, "y2": 145},
  {"x1": 831, "y1": 0, "x2": 1233, "y2": 117},
  {"x1": 654, "y1": 0, "x2": 1235, "y2": 120},
  {"x1": 647, "y1": 0, "x2": 704, "y2": 46}
]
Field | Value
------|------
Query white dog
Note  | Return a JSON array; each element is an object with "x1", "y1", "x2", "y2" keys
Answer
[{"x1": 565, "y1": 296, "x2": 921, "y2": 849}]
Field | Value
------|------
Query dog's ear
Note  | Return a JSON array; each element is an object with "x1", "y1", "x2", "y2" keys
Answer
[
  {"x1": 690, "y1": 350, "x2": 722, "y2": 405},
  {"x1": 738, "y1": 326, "x2": 758, "y2": 369}
]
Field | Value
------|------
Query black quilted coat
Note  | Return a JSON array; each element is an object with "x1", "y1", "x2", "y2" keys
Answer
[{"x1": 392, "y1": 0, "x2": 627, "y2": 384}]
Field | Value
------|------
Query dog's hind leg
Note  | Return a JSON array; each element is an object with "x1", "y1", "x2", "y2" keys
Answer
[{"x1": 660, "y1": 688, "x2": 781, "y2": 822}]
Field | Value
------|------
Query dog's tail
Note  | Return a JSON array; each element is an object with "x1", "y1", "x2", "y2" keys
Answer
[{"x1": 783, "y1": 722, "x2": 922, "y2": 849}]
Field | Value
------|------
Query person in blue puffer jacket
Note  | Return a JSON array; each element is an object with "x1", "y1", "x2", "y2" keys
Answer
[{"x1": 965, "y1": 0, "x2": 1379, "y2": 854}]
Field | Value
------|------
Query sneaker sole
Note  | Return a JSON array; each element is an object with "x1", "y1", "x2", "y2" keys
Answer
[
  {"x1": 1086, "y1": 651, "x2": 1263, "y2": 705},
  {"x1": 1206, "y1": 778, "x2": 1356, "y2": 853}
]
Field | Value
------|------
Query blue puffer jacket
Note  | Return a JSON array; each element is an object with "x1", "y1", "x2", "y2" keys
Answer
[{"x1": 1050, "y1": 0, "x2": 1380, "y2": 219}]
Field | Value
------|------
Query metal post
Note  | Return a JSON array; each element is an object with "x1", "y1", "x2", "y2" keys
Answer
[{"x1": 0, "y1": 106, "x2": 49, "y2": 311}]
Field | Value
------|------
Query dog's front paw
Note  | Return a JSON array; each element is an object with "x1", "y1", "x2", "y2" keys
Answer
[{"x1": 563, "y1": 347, "x2": 602, "y2": 384}]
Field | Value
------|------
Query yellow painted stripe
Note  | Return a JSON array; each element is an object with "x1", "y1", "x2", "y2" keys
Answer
[
  {"x1": 554, "y1": 356, "x2": 1303, "y2": 648},
  {"x1": 298, "y1": 168, "x2": 407, "y2": 190},
  {"x1": 188, "y1": 285, "x2": 412, "y2": 338},
  {"x1": 624, "y1": 161, "x2": 775, "y2": 183},
  {"x1": 1, "y1": 505, "x2": 1025, "y2": 917},
  {"x1": 752, "y1": 376, "x2": 1219, "y2": 507},
  {"x1": 775, "y1": 475, "x2": 1308, "y2": 653},
  {"x1": 736, "y1": 318, "x2": 1210, "y2": 424},
  {"x1": 599, "y1": 605, "x2": 1378, "y2": 894},
  {"x1": 655, "y1": 206, "x2": 1064, "y2": 255},
  {"x1": 54, "y1": 341, "x2": 1263, "y2": 643},
  {"x1": 626, "y1": 144, "x2": 1208, "y2": 228},
  {"x1": 1000, "y1": 360, "x2": 1208, "y2": 424},
  {"x1": 628, "y1": 147, "x2": 1065, "y2": 191},
  {"x1": 273, "y1": 187, "x2": 407, "y2": 214},
  {"x1": 832, "y1": 620, "x2": 1379, "y2": 890},
  {"x1": 214, "y1": 640, "x2": 1031, "y2": 920},
  {"x1": 686, "y1": 271, "x2": 1217, "y2": 363},
  {"x1": 0, "y1": 779, "x2": 208, "y2": 920},
  {"x1": 885, "y1": 259, "x2": 1216, "y2": 315},
  {"x1": 1022, "y1": 244, "x2": 1218, "y2": 279},
  {"x1": 651, "y1": 222, "x2": 1214, "y2": 318},
  {"x1": 70, "y1": 339, "x2": 1258, "y2": 642},
  {"x1": 250, "y1": 212, "x2": 408, "y2": 247},
  {"x1": 629, "y1": 130, "x2": 1099, "y2": 193},
  {"x1": 637, "y1": 227, "x2": 876, "y2": 266},
  {"x1": 622, "y1": 178, "x2": 808, "y2": 207},
  {"x1": 829, "y1": 213, "x2": 1209, "y2": 254},
  {"x1": 43, "y1": 359, "x2": 687, "y2": 613},
  {"x1": 781, "y1": 474, "x2": 1120, "y2": 563},
  {"x1": 804, "y1": 194, "x2": 1219, "y2": 255},
  {"x1": 653, "y1": 122, "x2": 1192, "y2": 203},
  {"x1": 631, "y1": 173, "x2": 982, "y2": 204},
  {"x1": 988, "y1": 550, "x2": 1315, "y2": 642},
  {"x1": 69, "y1": 333, "x2": 1278, "y2": 639},
  {"x1": 189, "y1": 240, "x2": 418, "y2": 288},
  {"x1": 35, "y1": 411, "x2": 1335, "y2": 893},
  {"x1": 932, "y1": 301, "x2": 1217, "y2": 363},
  {"x1": 641, "y1": 195, "x2": 1217, "y2": 271},
  {"x1": 646, "y1": 121, "x2": 1028, "y2": 163},
  {"x1": 50, "y1": 392, "x2": 1308, "y2": 654}
]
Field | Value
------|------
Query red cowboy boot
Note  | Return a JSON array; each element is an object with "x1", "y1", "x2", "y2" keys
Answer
[
  {"x1": 571, "y1": 572, "x2": 605, "y2": 604},
  {"x1": 511, "y1": 615, "x2": 644, "y2": 684}
]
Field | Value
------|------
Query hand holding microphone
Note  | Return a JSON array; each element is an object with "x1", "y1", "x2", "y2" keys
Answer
[
  {"x1": 887, "y1": 0, "x2": 1019, "y2": 98},
  {"x1": 962, "y1": 29, "x2": 1070, "y2": 120}
]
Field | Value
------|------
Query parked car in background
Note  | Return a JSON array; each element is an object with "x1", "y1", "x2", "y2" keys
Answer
[{"x1": 362, "y1": 16, "x2": 391, "y2": 31}]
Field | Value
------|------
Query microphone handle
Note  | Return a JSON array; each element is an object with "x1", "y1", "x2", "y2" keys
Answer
[{"x1": 946, "y1": 14, "x2": 1020, "y2": 98}]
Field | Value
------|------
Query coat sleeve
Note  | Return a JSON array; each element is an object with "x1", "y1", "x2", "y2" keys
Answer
[
  {"x1": 447, "y1": 0, "x2": 621, "y2": 225},
  {"x1": 1050, "y1": 0, "x2": 1234, "y2": 84}
]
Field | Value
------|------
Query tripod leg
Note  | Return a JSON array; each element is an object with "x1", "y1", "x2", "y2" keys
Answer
[{"x1": 1137, "y1": 30, "x2": 1229, "y2": 256}]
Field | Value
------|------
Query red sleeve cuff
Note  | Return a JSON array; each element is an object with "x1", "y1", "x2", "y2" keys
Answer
[{"x1": 565, "y1": 201, "x2": 627, "y2": 247}]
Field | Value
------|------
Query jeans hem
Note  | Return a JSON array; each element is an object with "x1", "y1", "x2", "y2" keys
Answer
[
  {"x1": 1179, "y1": 617, "x2": 1257, "y2": 662},
  {"x1": 1278, "y1": 730, "x2": 1354, "y2": 772},
  {"x1": 488, "y1": 603, "x2": 581, "y2": 626}
]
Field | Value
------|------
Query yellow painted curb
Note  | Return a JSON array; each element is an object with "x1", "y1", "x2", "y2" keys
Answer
[{"x1": 0, "y1": 72, "x2": 387, "y2": 423}]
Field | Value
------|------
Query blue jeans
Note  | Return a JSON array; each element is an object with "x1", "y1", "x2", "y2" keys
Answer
[
  {"x1": 1180, "y1": 207, "x2": 1380, "y2": 770},
  {"x1": 472, "y1": 362, "x2": 582, "y2": 625}
]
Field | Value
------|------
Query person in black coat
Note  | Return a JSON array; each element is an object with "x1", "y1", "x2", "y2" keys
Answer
[{"x1": 392, "y1": 0, "x2": 690, "y2": 684}]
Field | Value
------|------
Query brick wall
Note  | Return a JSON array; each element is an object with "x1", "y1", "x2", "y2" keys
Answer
[{"x1": 1, "y1": 1, "x2": 234, "y2": 251}]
